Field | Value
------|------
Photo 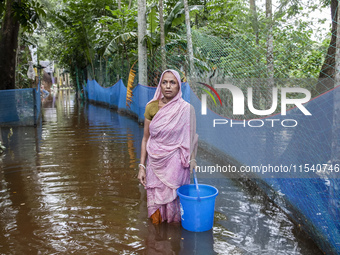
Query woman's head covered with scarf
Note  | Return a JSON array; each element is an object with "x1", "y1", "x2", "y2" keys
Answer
[{"x1": 147, "y1": 69, "x2": 182, "y2": 105}]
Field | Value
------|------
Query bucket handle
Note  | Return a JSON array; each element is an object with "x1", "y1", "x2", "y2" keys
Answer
[{"x1": 193, "y1": 168, "x2": 201, "y2": 201}]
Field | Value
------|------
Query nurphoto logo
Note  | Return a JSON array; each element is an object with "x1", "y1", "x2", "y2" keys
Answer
[{"x1": 199, "y1": 82, "x2": 312, "y2": 128}]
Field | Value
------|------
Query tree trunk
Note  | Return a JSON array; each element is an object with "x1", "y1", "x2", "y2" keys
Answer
[
  {"x1": 118, "y1": 0, "x2": 121, "y2": 10},
  {"x1": 184, "y1": 0, "x2": 194, "y2": 84},
  {"x1": 0, "y1": 0, "x2": 21, "y2": 90},
  {"x1": 331, "y1": 0, "x2": 340, "y2": 165},
  {"x1": 265, "y1": 0, "x2": 274, "y2": 107},
  {"x1": 159, "y1": 0, "x2": 166, "y2": 70},
  {"x1": 250, "y1": 0, "x2": 259, "y2": 45},
  {"x1": 124, "y1": 42, "x2": 130, "y2": 79},
  {"x1": 313, "y1": 0, "x2": 338, "y2": 96},
  {"x1": 100, "y1": 55, "x2": 102, "y2": 85},
  {"x1": 138, "y1": 0, "x2": 147, "y2": 86},
  {"x1": 250, "y1": 0, "x2": 260, "y2": 109}
]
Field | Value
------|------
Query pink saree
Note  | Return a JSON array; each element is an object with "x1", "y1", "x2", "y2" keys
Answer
[{"x1": 145, "y1": 70, "x2": 198, "y2": 223}]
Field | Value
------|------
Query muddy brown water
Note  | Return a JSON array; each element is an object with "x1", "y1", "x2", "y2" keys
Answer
[{"x1": 0, "y1": 91, "x2": 323, "y2": 254}]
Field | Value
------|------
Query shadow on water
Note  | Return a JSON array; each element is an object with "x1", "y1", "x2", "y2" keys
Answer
[{"x1": 0, "y1": 91, "x2": 323, "y2": 254}]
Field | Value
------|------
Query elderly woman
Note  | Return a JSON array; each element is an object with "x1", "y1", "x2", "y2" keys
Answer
[{"x1": 138, "y1": 69, "x2": 198, "y2": 224}]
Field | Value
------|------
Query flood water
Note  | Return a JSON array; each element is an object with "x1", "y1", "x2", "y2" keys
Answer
[{"x1": 0, "y1": 91, "x2": 323, "y2": 254}]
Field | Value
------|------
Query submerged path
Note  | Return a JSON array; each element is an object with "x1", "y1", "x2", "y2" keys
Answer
[{"x1": 0, "y1": 91, "x2": 323, "y2": 254}]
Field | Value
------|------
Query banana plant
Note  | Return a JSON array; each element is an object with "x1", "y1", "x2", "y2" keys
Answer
[
  {"x1": 100, "y1": 6, "x2": 138, "y2": 80},
  {"x1": 164, "y1": 1, "x2": 203, "y2": 36},
  {"x1": 142, "y1": 0, "x2": 203, "y2": 56}
]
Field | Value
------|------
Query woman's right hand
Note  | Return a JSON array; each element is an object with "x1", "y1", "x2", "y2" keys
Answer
[
  {"x1": 138, "y1": 167, "x2": 146, "y2": 187},
  {"x1": 139, "y1": 118, "x2": 150, "y2": 188}
]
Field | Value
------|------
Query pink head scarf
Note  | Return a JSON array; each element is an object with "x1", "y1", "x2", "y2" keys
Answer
[{"x1": 147, "y1": 69, "x2": 182, "y2": 106}]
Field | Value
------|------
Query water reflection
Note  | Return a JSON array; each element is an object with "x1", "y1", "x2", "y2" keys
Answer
[
  {"x1": 180, "y1": 229, "x2": 216, "y2": 255},
  {"x1": 0, "y1": 92, "x2": 323, "y2": 254}
]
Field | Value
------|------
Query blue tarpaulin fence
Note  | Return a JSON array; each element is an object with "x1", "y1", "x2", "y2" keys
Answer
[
  {"x1": 84, "y1": 79, "x2": 191, "y2": 122},
  {"x1": 85, "y1": 78, "x2": 339, "y2": 254},
  {"x1": 0, "y1": 88, "x2": 41, "y2": 126}
]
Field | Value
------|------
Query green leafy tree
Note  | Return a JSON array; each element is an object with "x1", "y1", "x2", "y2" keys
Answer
[
  {"x1": 101, "y1": 6, "x2": 138, "y2": 83},
  {"x1": 42, "y1": 0, "x2": 119, "y2": 86},
  {"x1": 0, "y1": 0, "x2": 45, "y2": 90},
  {"x1": 313, "y1": 0, "x2": 338, "y2": 96}
]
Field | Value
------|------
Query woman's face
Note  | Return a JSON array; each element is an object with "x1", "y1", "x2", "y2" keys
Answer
[{"x1": 160, "y1": 72, "x2": 179, "y2": 100}]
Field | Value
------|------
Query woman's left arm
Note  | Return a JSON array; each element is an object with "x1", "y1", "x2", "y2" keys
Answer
[{"x1": 189, "y1": 153, "x2": 197, "y2": 172}]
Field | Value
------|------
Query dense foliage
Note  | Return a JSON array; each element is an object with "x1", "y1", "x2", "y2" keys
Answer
[
  {"x1": 0, "y1": 0, "x2": 46, "y2": 89},
  {"x1": 0, "y1": 0, "x2": 332, "y2": 89}
]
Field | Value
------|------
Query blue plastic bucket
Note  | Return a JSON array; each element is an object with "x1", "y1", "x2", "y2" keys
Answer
[{"x1": 177, "y1": 184, "x2": 218, "y2": 232}]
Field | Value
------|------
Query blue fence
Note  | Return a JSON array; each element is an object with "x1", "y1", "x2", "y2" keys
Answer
[
  {"x1": 0, "y1": 88, "x2": 41, "y2": 126},
  {"x1": 84, "y1": 78, "x2": 340, "y2": 255},
  {"x1": 84, "y1": 79, "x2": 191, "y2": 122}
]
